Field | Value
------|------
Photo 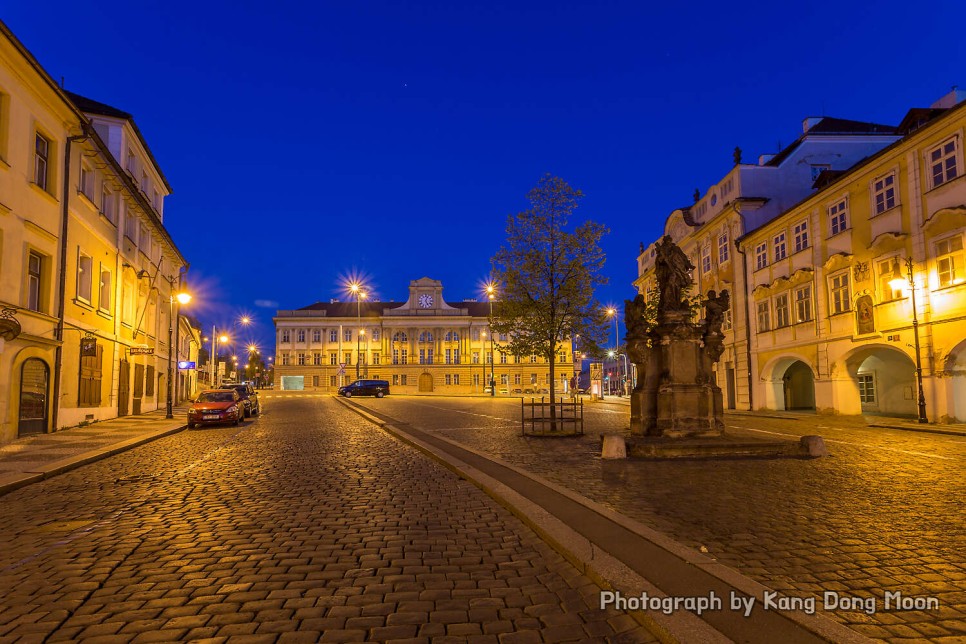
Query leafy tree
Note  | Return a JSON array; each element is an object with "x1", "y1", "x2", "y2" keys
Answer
[{"x1": 491, "y1": 175, "x2": 609, "y2": 424}]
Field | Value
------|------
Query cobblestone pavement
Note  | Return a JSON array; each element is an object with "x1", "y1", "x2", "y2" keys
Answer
[
  {"x1": 0, "y1": 396, "x2": 656, "y2": 643},
  {"x1": 346, "y1": 395, "x2": 966, "y2": 643}
]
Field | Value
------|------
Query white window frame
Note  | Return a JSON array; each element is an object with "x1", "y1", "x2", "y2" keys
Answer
[
  {"x1": 756, "y1": 301, "x2": 770, "y2": 332},
  {"x1": 935, "y1": 234, "x2": 964, "y2": 288},
  {"x1": 101, "y1": 185, "x2": 117, "y2": 224},
  {"x1": 98, "y1": 264, "x2": 112, "y2": 313},
  {"x1": 297, "y1": 329, "x2": 306, "y2": 343},
  {"x1": 773, "y1": 232, "x2": 787, "y2": 262},
  {"x1": 77, "y1": 250, "x2": 93, "y2": 303},
  {"x1": 794, "y1": 285, "x2": 812, "y2": 323},
  {"x1": 793, "y1": 220, "x2": 808, "y2": 253},
  {"x1": 755, "y1": 242, "x2": 767, "y2": 270},
  {"x1": 878, "y1": 257, "x2": 904, "y2": 301},
  {"x1": 80, "y1": 164, "x2": 95, "y2": 200},
  {"x1": 312, "y1": 329, "x2": 321, "y2": 342},
  {"x1": 828, "y1": 198, "x2": 849, "y2": 236},
  {"x1": 830, "y1": 272, "x2": 851, "y2": 314},
  {"x1": 927, "y1": 136, "x2": 960, "y2": 189},
  {"x1": 717, "y1": 233, "x2": 730, "y2": 264},
  {"x1": 701, "y1": 246, "x2": 712, "y2": 274},
  {"x1": 34, "y1": 132, "x2": 50, "y2": 191},
  {"x1": 281, "y1": 329, "x2": 291, "y2": 343},
  {"x1": 775, "y1": 293, "x2": 790, "y2": 328},
  {"x1": 858, "y1": 373, "x2": 876, "y2": 404},
  {"x1": 871, "y1": 171, "x2": 897, "y2": 216}
]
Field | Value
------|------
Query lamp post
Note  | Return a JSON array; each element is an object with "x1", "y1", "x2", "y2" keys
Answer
[
  {"x1": 606, "y1": 307, "x2": 622, "y2": 396},
  {"x1": 486, "y1": 284, "x2": 496, "y2": 396},
  {"x1": 350, "y1": 283, "x2": 366, "y2": 380},
  {"x1": 890, "y1": 257, "x2": 928, "y2": 423},
  {"x1": 164, "y1": 278, "x2": 191, "y2": 419}
]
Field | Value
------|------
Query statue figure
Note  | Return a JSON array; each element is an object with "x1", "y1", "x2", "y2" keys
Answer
[
  {"x1": 703, "y1": 290, "x2": 730, "y2": 335},
  {"x1": 624, "y1": 294, "x2": 648, "y2": 339},
  {"x1": 733, "y1": 146, "x2": 742, "y2": 165},
  {"x1": 655, "y1": 236, "x2": 694, "y2": 316}
]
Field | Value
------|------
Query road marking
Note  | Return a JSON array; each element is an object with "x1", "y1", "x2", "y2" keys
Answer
[{"x1": 730, "y1": 425, "x2": 956, "y2": 461}]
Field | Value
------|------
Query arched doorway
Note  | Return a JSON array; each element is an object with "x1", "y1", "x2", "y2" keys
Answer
[
  {"x1": 418, "y1": 372, "x2": 434, "y2": 392},
  {"x1": 944, "y1": 338, "x2": 966, "y2": 423},
  {"x1": 782, "y1": 361, "x2": 816, "y2": 410},
  {"x1": 844, "y1": 346, "x2": 917, "y2": 417},
  {"x1": 18, "y1": 358, "x2": 49, "y2": 436}
]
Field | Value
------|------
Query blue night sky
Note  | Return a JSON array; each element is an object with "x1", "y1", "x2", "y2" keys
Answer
[{"x1": 4, "y1": 1, "x2": 963, "y2": 356}]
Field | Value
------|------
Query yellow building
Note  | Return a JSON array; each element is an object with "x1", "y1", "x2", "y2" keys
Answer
[
  {"x1": 274, "y1": 277, "x2": 574, "y2": 394},
  {"x1": 745, "y1": 92, "x2": 965, "y2": 422},
  {"x1": 0, "y1": 20, "x2": 189, "y2": 442}
]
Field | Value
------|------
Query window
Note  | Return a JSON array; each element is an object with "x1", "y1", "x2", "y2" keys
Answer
[
  {"x1": 330, "y1": 375, "x2": 337, "y2": 387},
  {"x1": 313, "y1": 353, "x2": 322, "y2": 365},
  {"x1": 297, "y1": 329, "x2": 306, "y2": 343},
  {"x1": 373, "y1": 352, "x2": 380, "y2": 365},
  {"x1": 343, "y1": 329, "x2": 352, "y2": 342},
  {"x1": 928, "y1": 138, "x2": 959, "y2": 188},
  {"x1": 27, "y1": 251, "x2": 44, "y2": 312},
  {"x1": 393, "y1": 349, "x2": 400, "y2": 365},
  {"x1": 312, "y1": 329, "x2": 321, "y2": 342},
  {"x1": 773, "y1": 233, "x2": 786, "y2": 262},
  {"x1": 393, "y1": 374, "x2": 400, "y2": 385},
  {"x1": 401, "y1": 349, "x2": 408, "y2": 364},
  {"x1": 722, "y1": 309, "x2": 732, "y2": 331},
  {"x1": 98, "y1": 266, "x2": 112, "y2": 313},
  {"x1": 530, "y1": 355, "x2": 537, "y2": 363},
  {"x1": 453, "y1": 374, "x2": 460, "y2": 385},
  {"x1": 472, "y1": 351, "x2": 480, "y2": 364},
  {"x1": 936, "y1": 235, "x2": 964, "y2": 288},
  {"x1": 34, "y1": 132, "x2": 50, "y2": 190},
  {"x1": 312, "y1": 376, "x2": 319, "y2": 387},
  {"x1": 297, "y1": 353, "x2": 306, "y2": 366},
  {"x1": 344, "y1": 352, "x2": 351, "y2": 364},
  {"x1": 126, "y1": 150, "x2": 136, "y2": 175},
  {"x1": 795, "y1": 285, "x2": 812, "y2": 322},
  {"x1": 124, "y1": 214, "x2": 137, "y2": 242},
  {"x1": 393, "y1": 331, "x2": 407, "y2": 342},
  {"x1": 878, "y1": 259, "x2": 904, "y2": 301},
  {"x1": 499, "y1": 333, "x2": 508, "y2": 342},
  {"x1": 702, "y1": 246, "x2": 712, "y2": 274},
  {"x1": 718, "y1": 233, "x2": 730, "y2": 264},
  {"x1": 80, "y1": 165, "x2": 95, "y2": 200},
  {"x1": 830, "y1": 273, "x2": 850, "y2": 314},
  {"x1": 858, "y1": 374, "x2": 876, "y2": 403},
  {"x1": 471, "y1": 328, "x2": 481, "y2": 341},
  {"x1": 281, "y1": 354, "x2": 290, "y2": 366},
  {"x1": 445, "y1": 348, "x2": 453, "y2": 364},
  {"x1": 514, "y1": 374, "x2": 521, "y2": 385},
  {"x1": 419, "y1": 331, "x2": 433, "y2": 343},
  {"x1": 829, "y1": 199, "x2": 848, "y2": 236},
  {"x1": 500, "y1": 352, "x2": 507, "y2": 364},
  {"x1": 330, "y1": 352, "x2": 337, "y2": 365},
  {"x1": 793, "y1": 220, "x2": 808, "y2": 253},
  {"x1": 329, "y1": 329, "x2": 338, "y2": 342},
  {"x1": 445, "y1": 374, "x2": 452, "y2": 385},
  {"x1": 371, "y1": 329, "x2": 380, "y2": 341},
  {"x1": 138, "y1": 225, "x2": 151, "y2": 252},
  {"x1": 775, "y1": 294, "x2": 790, "y2": 328},
  {"x1": 77, "y1": 251, "x2": 93, "y2": 303},
  {"x1": 281, "y1": 329, "x2": 291, "y2": 343},
  {"x1": 756, "y1": 301, "x2": 770, "y2": 332},
  {"x1": 755, "y1": 242, "x2": 768, "y2": 270},
  {"x1": 872, "y1": 172, "x2": 896, "y2": 215},
  {"x1": 102, "y1": 186, "x2": 116, "y2": 224}
]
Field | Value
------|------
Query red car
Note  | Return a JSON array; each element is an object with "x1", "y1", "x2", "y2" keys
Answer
[{"x1": 187, "y1": 389, "x2": 244, "y2": 429}]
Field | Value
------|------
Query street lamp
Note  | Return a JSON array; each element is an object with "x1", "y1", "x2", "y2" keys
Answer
[
  {"x1": 164, "y1": 275, "x2": 191, "y2": 419},
  {"x1": 608, "y1": 351, "x2": 629, "y2": 398},
  {"x1": 349, "y1": 282, "x2": 367, "y2": 380},
  {"x1": 486, "y1": 283, "x2": 496, "y2": 396},
  {"x1": 606, "y1": 307, "x2": 623, "y2": 395},
  {"x1": 890, "y1": 257, "x2": 928, "y2": 423}
]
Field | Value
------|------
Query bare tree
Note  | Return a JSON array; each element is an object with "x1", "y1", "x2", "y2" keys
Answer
[{"x1": 491, "y1": 175, "x2": 609, "y2": 427}]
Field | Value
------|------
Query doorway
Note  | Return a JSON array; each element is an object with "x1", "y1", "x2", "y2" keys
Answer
[
  {"x1": 18, "y1": 358, "x2": 49, "y2": 436},
  {"x1": 418, "y1": 372, "x2": 434, "y2": 392}
]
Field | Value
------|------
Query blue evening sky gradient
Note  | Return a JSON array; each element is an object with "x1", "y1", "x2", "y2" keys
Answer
[{"x1": 4, "y1": 1, "x2": 963, "y2": 356}]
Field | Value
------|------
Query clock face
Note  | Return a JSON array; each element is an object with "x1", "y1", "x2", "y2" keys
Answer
[{"x1": 418, "y1": 294, "x2": 434, "y2": 308}]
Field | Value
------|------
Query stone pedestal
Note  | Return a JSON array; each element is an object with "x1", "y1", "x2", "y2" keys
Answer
[{"x1": 630, "y1": 312, "x2": 724, "y2": 438}]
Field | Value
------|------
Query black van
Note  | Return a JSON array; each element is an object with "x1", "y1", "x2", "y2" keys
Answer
[{"x1": 338, "y1": 379, "x2": 391, "y2": 398}]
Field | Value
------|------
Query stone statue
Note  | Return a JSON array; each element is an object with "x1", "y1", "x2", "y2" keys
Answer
[
  {"x1": 733, "y1": 146, "x2": 742, "y2": 165},
  {"x1": 703, "y1": 290, "x2": 730, "y2": 335},
  {"x1": 624, "y1": 294, "x2": 648, "y2": 339},
  {"x1": 655, "y1": 236, "x2": 694, "y2": 316}
]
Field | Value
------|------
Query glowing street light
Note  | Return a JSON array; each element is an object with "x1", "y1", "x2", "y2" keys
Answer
[
  {"x1": 164, "y1": 274, "x2": 191, "y2": 419},
  {"x1": 349, "y1": 282, "x2": 367, "y2": 380},
  {"x1": 485, "y1": 282, "x2": 497, "y2": 396},
  {"x1": 890, "y1": 257, "x2": 928, "y2": 423}
]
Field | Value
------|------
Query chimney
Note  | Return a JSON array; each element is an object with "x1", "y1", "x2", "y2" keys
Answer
[{"x1": 803, "y1": 117, "x2": 823, "y2": 133}]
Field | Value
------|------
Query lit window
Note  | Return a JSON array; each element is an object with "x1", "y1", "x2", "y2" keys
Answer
[
  {"x1": 330, "y1": 329, "x2": 338, "y2": 342},
  {"x1": 878, "y1": 258, "x2": 904, "y2": 301},
  {"x1": 829, "y1": 199, "x2": 848, "y2": 235},
  {"x1": 928, "y1": 138, "x2": 959, "y2": 188},
  {"x1": 755, "y1": 242, "x2": 768, "y2": 270},
  {"x1": 936, "y1": 235, "x2": 964, "y2": 287},
  {"x1": 830, "y1": 273, "x2": 850, "y2": 314},
  {"x1": 858, "y1": 374, "x2": 876, "y2": 403},
  {"x1": 702, "y1": 246, "x2": 712, "y2": 274},
  {"x1": 297, "y1": 329, "x2": 306, "y2": 343},
  {"x1": 344, "y1": 329, "x2": 352, "y2": 342},
  {"x1": 773, "y1": 232, "x2": 787, "y2": 261},
  {"x1": 872, "y1": 172, "x2": 896, "y2": 215},
  {"x1": 77, "y1": 251, "x2": 93, "y2": 302},
  {"x1": 756, "y1": 301, "x2": 770, "y2": 332},
  {"x1": 297, "y1": 353, "x2": 306, "y2": 366},
  {"x1": 27, "y1": 250, "x2": 44, "y2": 311},
  {"x1": 795, "y1": 285, "x2": 812, "y2": 322},
  {"x1": 312, "y1": 329, "x2": 321, "y2": 342},
  {"x1": 722, "y1": 309, "x2": 732, "y2": 331},
  {"x1": 98, "y1": 266, "x2": 112, "y2": 312},
  {"x1": 775, "y1": 294, "x2": 790, "y2": 328},
  {"x1": 281, "y1": 329, "x2": 291, "y2": 343},
  {"x1": 793, "y1": 220, "x2": 808, "y2": 253}
]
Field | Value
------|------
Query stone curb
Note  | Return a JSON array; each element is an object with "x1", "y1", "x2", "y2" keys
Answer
[
  {"x1": 335, "y1": 397, "x2": 872, "y2": 644},
  {"x1": 0, "y1": 424, "x2": 186, "y2": 497}
]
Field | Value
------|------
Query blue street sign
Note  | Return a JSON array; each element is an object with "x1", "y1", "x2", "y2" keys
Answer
[{"x1": 178, "y1": 361, "x2": 196, "y2": 370}]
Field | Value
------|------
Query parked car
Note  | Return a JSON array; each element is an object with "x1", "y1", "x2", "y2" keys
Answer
[
  {"x1": 228, "y1": 383, "x2": 260, "y2": 417},
  {"x1": 187, "y1": 389, "x2": 244, "y2": 428},
  {"x1": 338, "y1": 379, "x2": 391, "y2": 398}
]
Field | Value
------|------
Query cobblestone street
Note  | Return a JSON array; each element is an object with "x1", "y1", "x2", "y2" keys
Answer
[
  {"x1": 0, "y1": 397, "x2": 654, "y2": 642},
  {"x1": 345, "y1": 394, "x2": 966, "y2": 643}
]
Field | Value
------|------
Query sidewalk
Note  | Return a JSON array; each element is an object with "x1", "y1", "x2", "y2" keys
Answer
[{"x1": 0, "y1": 405, "x2": 188, "y2": 495}]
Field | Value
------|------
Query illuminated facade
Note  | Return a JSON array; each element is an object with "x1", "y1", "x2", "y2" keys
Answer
[
  {"x1": 274, "y1": 277, "x2": 574, "y2": 394},
  {"x1": 0, "y1": 20, "x2": 189, "y2": 443},
  {"x1": 636, "y1": 91, "x2": 966, "y2": 422}
]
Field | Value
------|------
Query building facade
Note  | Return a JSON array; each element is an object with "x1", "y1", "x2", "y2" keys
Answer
[
  {"x1": 0, "y1": 20, "x2": 190, "y2": 443},
  {"x1": 636, "y1": 91, "x2": 966, "y2": 422},
  {"x1": 274, "y1": 278, "x2": 575, "y2": 395},
  {"x1": 635, "y1": 115, "x2": 902, "y2": 411}
]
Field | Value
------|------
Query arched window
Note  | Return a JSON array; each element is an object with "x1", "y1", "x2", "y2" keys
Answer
[
  {"x1": 393, "y1": 331, "x2": 408, "y2": 343},
  {"x1": 419, "y1": 331, "x2": 434, "y2": 343},
  {"x1": 445, "y1": 331, "x2": 460, "y2": 342}
]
